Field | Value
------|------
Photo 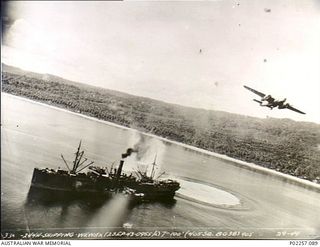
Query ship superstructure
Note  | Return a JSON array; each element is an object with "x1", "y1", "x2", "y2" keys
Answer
[{"x1": 30, "y1": 141, "x2": 180, "y2": 201}]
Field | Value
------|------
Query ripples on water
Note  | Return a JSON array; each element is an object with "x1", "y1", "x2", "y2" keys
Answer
[
  {"x1": 2, "y1": 94, "x2": 320, "y2": 239},
  {"x1": 176, "y1": 178, "x2": 240, "y2": 207}
]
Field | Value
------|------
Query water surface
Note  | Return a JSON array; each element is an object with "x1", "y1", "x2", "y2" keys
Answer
[{"x1": 1, "y1": 93, "x2": 320, "y2": 239}]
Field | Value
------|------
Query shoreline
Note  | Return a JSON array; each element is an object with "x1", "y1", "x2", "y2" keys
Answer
[{"x1": 2, "y1": 92, "x2": 320, "y2": 192}]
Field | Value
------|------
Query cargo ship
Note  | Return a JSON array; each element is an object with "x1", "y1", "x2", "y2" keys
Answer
[{"x1": 29, "y1": 141, "x2": 180, "y2": 201}]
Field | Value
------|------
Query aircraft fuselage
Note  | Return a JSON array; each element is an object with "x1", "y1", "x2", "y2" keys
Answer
[
  {"x1": 244, "y1": 85, "x2": 305, "y2": 114},
  {"x1": 257, "y1": 97, "x2": 287, "y2": 109}
]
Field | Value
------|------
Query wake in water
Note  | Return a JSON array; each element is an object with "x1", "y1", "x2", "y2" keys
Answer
[{"x1": 175, "y1": 178, "x2": 241, "y2": 208}]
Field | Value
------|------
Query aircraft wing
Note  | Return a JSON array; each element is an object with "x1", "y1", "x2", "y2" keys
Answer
[
  {"x1": 243, "y1": 85, "x2": 266, "y2": 98},
  {"x1": 285, "y1": 104, "x2": 306, "y2": 114}
]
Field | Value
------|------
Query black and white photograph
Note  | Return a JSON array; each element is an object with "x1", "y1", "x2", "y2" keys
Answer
[{"x1": 1, "y1": 0, "x2": 320, "y2": 242}]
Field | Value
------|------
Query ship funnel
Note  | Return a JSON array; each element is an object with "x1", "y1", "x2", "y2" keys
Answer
[
  {"x1": 117, "y1": 147, "x2": 137, "y2": 179},
  {"x1": 116, "y1": 160, "x2": 125, "y2": 179}
]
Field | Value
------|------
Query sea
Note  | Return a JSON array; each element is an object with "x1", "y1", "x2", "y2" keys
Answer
[{"x1": 1, "y1": 93, "x2": 320, "y2": 239}]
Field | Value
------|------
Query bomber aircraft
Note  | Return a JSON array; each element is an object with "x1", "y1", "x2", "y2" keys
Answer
[{"x1": 243, "y1": 85, "x2": 305, "y2": 114}]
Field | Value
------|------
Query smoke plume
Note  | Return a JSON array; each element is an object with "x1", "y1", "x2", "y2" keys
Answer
[
  {"x1": 121, "y1": 148, "x2": 137, "y2": 159},
  {"x1": 122, "y1": 130, "x2": 166, "y2": 177}
]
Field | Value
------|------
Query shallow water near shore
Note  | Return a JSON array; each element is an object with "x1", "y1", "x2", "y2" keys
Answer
[{"x1": 1, "y1": 93, "x2": 320, "y2": 239}]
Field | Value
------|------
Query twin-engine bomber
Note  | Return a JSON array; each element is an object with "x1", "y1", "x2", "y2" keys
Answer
[{"x1": 244, "y1": 85, "x2": 305, "y2": 114}]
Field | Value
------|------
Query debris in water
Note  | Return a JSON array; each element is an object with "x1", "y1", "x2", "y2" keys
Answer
[{"x1": 123, "y1": 222, "x2": 133, "y2": 229}]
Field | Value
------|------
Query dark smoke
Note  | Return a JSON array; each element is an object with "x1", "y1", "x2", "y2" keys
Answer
[
  {"x1": 121, "y1": 148, "x2": 137, "y2": 159},
  {"x1": 122, "y1": 134, "x2": 148, "y2": 159}
]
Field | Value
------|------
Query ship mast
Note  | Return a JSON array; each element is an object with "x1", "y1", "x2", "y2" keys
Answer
[
  {"x1": 150, "y1": 153, "x2": 157, "y2": 179},
  {"x1": 72, "y1": 140, "x2": 82, "y2": 173},
  {"x1": 61, "y1": 140, "x2": 94, "y2": 174}
]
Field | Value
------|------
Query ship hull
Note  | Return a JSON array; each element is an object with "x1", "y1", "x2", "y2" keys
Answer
[
  {"x1": 29, "y1": 168, "x2": 179, "y2": 201},
  {"x1": 30, "y1": 168, "x2": 112, "y2": 200}
]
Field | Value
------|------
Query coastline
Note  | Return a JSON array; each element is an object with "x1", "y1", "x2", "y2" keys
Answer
[{"x1": 3, "y1": 92, "x2": 320, "y2": 192}]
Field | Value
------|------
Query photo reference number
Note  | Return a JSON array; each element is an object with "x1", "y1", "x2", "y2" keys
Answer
[{"x1": 289, "y1": 241, "x2": 319, "y2": 246}]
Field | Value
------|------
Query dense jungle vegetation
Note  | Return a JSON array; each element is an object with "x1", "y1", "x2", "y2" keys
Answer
[{"x1": 2, "y1": 64, "x2": 320, "y2": 183}]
